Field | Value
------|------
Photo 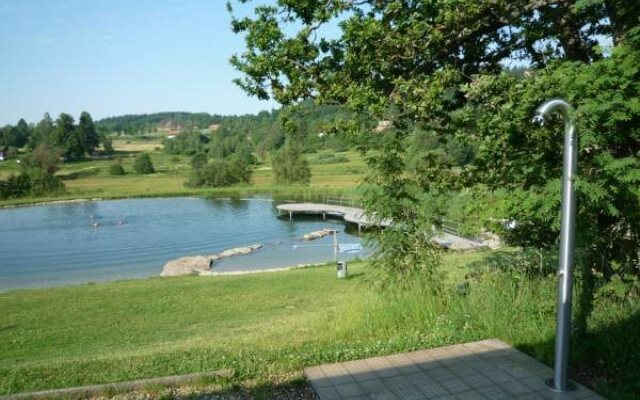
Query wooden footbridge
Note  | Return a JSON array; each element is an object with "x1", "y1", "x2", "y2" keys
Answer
[
  {"x1": 276, "y1": 201, "x2": 492, "y2": 251},
  {"x1": 276, "y1": 202, "x2": 392, "y2": 233}
]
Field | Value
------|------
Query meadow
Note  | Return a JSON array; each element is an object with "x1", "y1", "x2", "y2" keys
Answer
[
  {"x1": 0, "y1": 251, "x2": 637, "y2": 399},
  {"x1": 0, "y1": 136, "x2": 366, "y2": 207}
]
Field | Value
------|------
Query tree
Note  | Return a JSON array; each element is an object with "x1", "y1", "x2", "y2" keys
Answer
[
  {"x1": 52, "y1": 113, "x2": 84, "y2": 161},
  {"x1": 0, "y1": 119, "x2": 30, "y2": 148},
  {"x1": 133, "y1": 153, "x2": 155, "y2": 174},
  {"x1": 230, "y1": 0, "x2": 640, "y2": 291},
  {"x1": 270, "y1": 138, "x2": 311, "y2": 184},
  {"x1": 77, "y1": 112, "x2": 100, "y2": 154},
  {"x1": 0, "y1": 142, "x2": 64, "y2": 199},
  {"x1": 28, "y1": 113, "x2": 54, "y2": 149},
  {"x1": 187, "y1": 157, "x2": 252, "y2": 188}
]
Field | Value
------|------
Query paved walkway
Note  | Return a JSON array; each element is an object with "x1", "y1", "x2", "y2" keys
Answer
[{"x1": 305, "y1": 339, "x2": 604, "y2": 400}]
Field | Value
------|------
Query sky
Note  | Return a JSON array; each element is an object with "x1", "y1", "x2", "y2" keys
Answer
[{"x1": 0, "y1": 0, "x2": 278, "y2": 125}]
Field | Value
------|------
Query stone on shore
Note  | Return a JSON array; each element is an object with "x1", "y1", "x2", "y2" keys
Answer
[
  {"x1": 161, "y1": 244, "x2": 263, "y2": 277},
  {"x1": 302, "y1": 228, "x2": 336, "y2": 241},
  {"x1": 213, "y1": 244, "x2": 263, "y2": 260},
  {"x1": 160, "y1": 256, "x2": 212, "y2": 277}
]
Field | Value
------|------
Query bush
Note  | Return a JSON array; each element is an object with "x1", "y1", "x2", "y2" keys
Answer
[
  {"x1": 108, "y1": 164, "x2": 126, "y2": 175},
  {"x1": 190, "y1": 153, "x2": 208, "y2": 170},
  {"x1": 133, "y1": 153, "x2": 154, "y2": 174},
  {"x1": 187, "y1": 157, "x2": 252, "y2": 188}
]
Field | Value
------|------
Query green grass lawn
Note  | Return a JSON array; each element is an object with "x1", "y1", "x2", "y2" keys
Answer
[
  {"x1": 0, "y1": 144, "x2": 365, "y2": 207},
  {"x1": 1, "y1": 250, "x2": 637, "y2": 398}
]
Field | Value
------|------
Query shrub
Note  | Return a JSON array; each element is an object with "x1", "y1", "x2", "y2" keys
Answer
[
  {"x1": 187, "y1": 157, "x2": 252, "y2": 188},
  {"x1": 109, "y1": 164, "x2": 126, "y2": 175},
  {"x1": 190, "y1": 153, "x2": 208, "y2": 170},
  {"x1": 133, "y1": 153, "x2": 154, "y2": 174}
]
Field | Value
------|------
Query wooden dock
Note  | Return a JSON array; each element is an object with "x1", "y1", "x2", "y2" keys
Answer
[
  {"x1": 276, "y1": 202, "x2": 488, "y2": 250},
  {"x1": 276, "y1": 202, "x2": 391, "y2": 233}
]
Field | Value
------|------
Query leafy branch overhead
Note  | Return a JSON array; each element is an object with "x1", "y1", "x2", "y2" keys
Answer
[{"x1": 230, "y1": 0, "x2": 640, "y2": 293}]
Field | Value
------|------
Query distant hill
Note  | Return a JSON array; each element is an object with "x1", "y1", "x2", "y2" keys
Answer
[{"x1": 96, "y1": 112, "x2": 227, "y2": 135}]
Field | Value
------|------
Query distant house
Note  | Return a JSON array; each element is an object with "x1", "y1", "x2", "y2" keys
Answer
[
  {"x1": 0, "y1": 149, "x2": 5, "y2": 161},
  {"x1": 207, "y1": 124, "x2": 221, "y2": 132}
]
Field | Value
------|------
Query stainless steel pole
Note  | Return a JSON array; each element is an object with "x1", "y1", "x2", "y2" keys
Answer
[{"x1": 533, "y1": 99, "x2": 577, "y2": 392}]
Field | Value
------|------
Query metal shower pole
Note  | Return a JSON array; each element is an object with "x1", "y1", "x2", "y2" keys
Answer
[{"x1": 533, "y1": 99, "x2": 577, "y2": 392}]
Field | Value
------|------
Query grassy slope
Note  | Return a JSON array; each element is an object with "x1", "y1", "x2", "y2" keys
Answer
[
  {"x1": 0, "y1": 139, "x2": 366, "y2": 207},
  {"x1": 0, "y1": 252, "x2": 637, "y2": 398},
  {"x1": 0, "y1": 263, "x2": 369, "y2": 394}
]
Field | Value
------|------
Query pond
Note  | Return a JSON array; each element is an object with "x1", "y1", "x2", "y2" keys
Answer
[{"x1": 0, "y1": 197, "x2": 370, "y2": 291}]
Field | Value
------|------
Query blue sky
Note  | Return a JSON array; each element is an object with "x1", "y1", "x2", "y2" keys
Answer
[{"x1": 0, "y1": 0, "x2": 278, "y2": 125}]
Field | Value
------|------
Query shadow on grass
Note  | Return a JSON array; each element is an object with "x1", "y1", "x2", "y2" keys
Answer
[
  {"x1": 140, "y1": 378, "x2": 316, "y2": 400},
  {"x1": 59, "y1": 167, "x2": 102, "y2": 180},
  {"x1": 517, "y1": 308, "x2": 640, "y2": 400}
]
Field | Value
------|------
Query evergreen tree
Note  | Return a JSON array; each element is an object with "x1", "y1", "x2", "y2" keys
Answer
[
  {"x1": 52, "y1": 113, "x2": 84, "y2": 161},
  {"x1": 133, "y1": 153, "x2": 155, "y2": 174},
  {"x1": 77, "y1": 112, "x2": 99, "y2": 154}
]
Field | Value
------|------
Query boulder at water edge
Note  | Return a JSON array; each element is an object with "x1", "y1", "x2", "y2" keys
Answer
[{"x1": 160, "y1": 256, "x2": 212, "y2": 277}]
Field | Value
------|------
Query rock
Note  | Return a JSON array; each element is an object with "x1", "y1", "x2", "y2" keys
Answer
[
  {"x1": 215, "y1": 244, "x2": 262, "y2": 259},
  {"x1": 160, "y1": 256, "x2": 212, "y2": 277},
  {"x1": 302, "y1": 228, "x2": 336, "y2": 241},
  {"x1": 161, "y1": 244, "x2": 263, "y2": 277}
]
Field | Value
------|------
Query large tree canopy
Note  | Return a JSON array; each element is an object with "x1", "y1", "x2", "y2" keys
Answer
[{"x1": 231, "y1": 0, "x2": 640, "y2": 294}]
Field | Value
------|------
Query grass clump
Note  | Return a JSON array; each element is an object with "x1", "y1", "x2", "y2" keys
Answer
[{"x1": 108, "y1": 163, "x2": 126, "y2": 176}]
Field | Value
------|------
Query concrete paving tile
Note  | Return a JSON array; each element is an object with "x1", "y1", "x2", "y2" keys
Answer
[
  {"x1": 415, "y1": 381, "x2": 449, "y2": 398},
  {"x1": 475, "y1": 384, "x2": 512, "y2": 399},
  {"x1": 520, "y1": 376, "x2": 549, "y2": 391},
  {"x1": 364, "y1": 359, "x2": 400, "y2": 379},
  {"x1": 403, "y1": 370, "x2": 433, "y2": 384},
  {"x1": 431, "y1": 394, "x2": 459, "y2": 400},
  {"x1": 369, "y1": 389, "x2": 401, "y2": 400},
  {"x1": 321, "y1": 363, "x2": 355, "y2": 385},
  {"x1": 460, "y1": 373, "x2": 492, "y2": 388},
  {"x1": 385, "y1": 353, "x2": 415, "y2": 367},
  {"x1": 439, "y1": 378, "x2": 471, "y2": 394},
  {"x1": 390, "y1": 384, "x2": 427, "y2": 400},
  {"x1": 358, "y1": 378, "x2": 387, "y2": 394},
  {"x1": 350, "y1": 369, "x2": 380, "y2": 383},
  {"x1": 342, "y1": 360, "x2": 372, "y2": 375},
  {"x1": 429, "y1": 367, "x2": 457, "y2": 382},
  {"x1": 335, "y1": 382, "x2": 365, "y2": 398},
  {"x1": 454, "y1": 390, "x2": 488, "y2": 400},
  {"x1": 381, "y1": 375, "x2": 415, "y2": 389},
  {"x1": 310, "y1": 376, "x2": 334, "y2": 389},
  {"x1": 406, "y1": 350, "x2": 434, "y2": 364},
  {"x1": 484, "y1": 369, "x2": 513, "y2": 384},
  {"x1": 314, "y1": 385, "x2": 342, "y2": 400},
  {"x1": 305, "y1": 340, "x2": 606, "y2": 400},
  {"x1": 499, "y1": 379, "x2": 534, "y2": 396},
  {"x1": 515, "y1": 392, "x2": 546, "y2": 399},
  {"x1": 505, "y1": 365, "x2": 533, "y2": 379}
]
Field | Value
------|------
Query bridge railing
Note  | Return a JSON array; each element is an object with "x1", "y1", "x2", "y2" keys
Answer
[{"x1": 323, "y1": 196, "x2": 361, "y2": 208}]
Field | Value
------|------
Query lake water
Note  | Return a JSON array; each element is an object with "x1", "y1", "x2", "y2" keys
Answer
[{"x1": 0, "y1": 197, "x2": 369, "y2": 291}]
